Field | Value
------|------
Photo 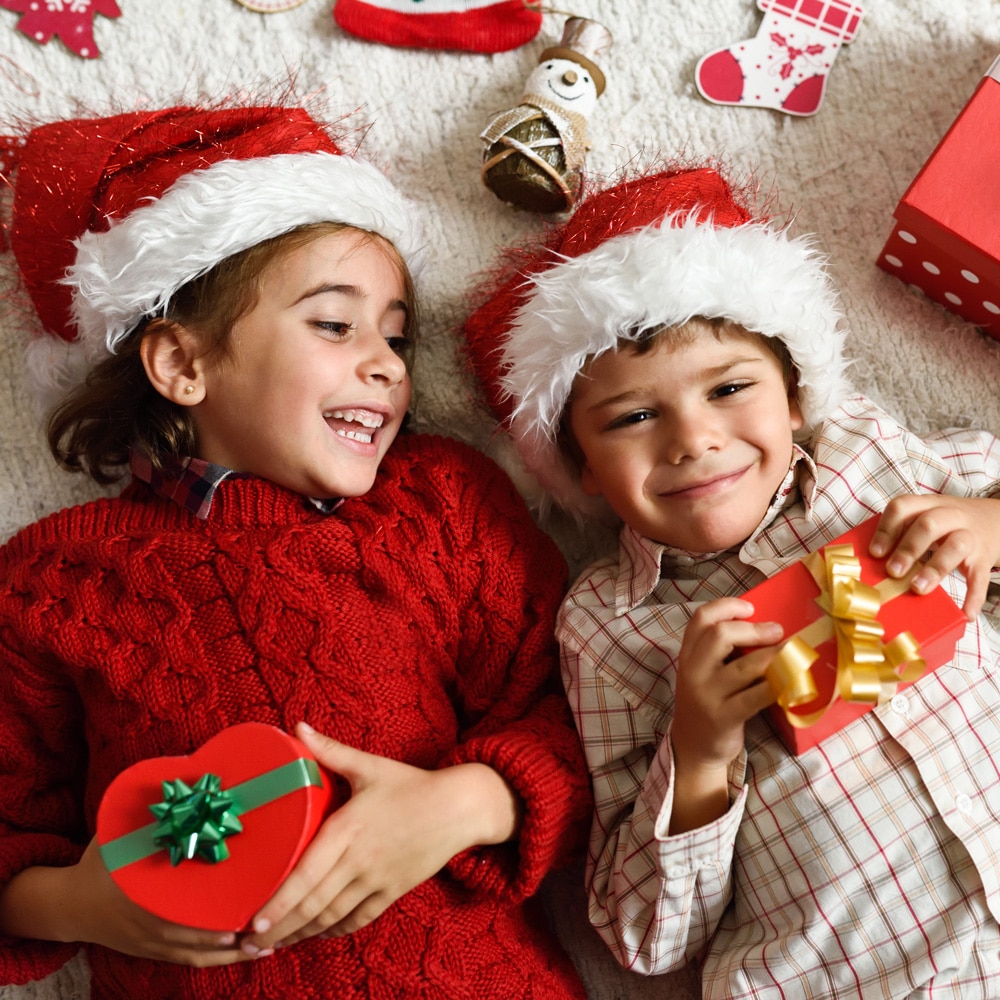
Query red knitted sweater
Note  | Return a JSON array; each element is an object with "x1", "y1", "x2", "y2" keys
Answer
[{"x1": 0, "y1": 434, "x2": 590, "y2": 999}]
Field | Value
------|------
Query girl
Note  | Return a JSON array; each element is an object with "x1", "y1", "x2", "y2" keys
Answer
[{"x1": 0, "y1": 104, "x2": 590, "y2": 1000}]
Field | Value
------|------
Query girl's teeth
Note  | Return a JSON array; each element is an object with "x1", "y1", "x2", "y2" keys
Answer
[
  {"x1": 327, "y1": 409, "x2": 384, "y2": 429},
  {"x1": 337, "y1": 428, "x2": 374, "y2": 444}
]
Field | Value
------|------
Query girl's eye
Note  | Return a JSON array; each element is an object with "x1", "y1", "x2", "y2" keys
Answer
[
  {"x1": 385, "y1": 336, "x2": 410, "y2": 356},
  {"x1": 314, "y1": 320, "x2": 353, "y2": 338}
]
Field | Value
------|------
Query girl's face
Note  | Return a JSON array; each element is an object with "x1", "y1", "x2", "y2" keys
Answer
[
  {"x1": 567, "y1": 320, "x2": 802, "y2": 554},
  {"x1": 192, "y1": 230, "x2": 412, "y2": 499}
]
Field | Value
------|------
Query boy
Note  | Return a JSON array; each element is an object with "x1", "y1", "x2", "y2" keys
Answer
[{"x1": 463, "y1": 166, "x2": 1000, "y2": 998}]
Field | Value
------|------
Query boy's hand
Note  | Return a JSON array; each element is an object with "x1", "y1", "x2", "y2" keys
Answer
[
  {"x1": 241, "y1": 723, "x2": 517, "y2": 954},
  {"x1": 870, "y1": 495, "x2": 1000, "y2": 619},
  {"x1": 669, "y1": 598, "x2": 782, "y2": 834}
]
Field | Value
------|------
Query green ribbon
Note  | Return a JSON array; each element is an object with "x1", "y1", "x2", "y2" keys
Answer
[{"x1": 100, "y1": 757, "x2": 323, "y2": 873}]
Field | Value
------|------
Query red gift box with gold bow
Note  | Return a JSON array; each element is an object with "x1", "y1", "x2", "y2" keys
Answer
[
  {"x1": 742, "y1": 517, "x2": 968, "y2": 754},
  {"x1": 96, "y1": 722, "x2": 337, "y2": 931}
]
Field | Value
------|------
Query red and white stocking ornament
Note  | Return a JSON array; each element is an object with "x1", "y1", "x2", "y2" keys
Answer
[
  {"x1": 333, "y1": 0, "x2": 541, "y2": 54},
  {"x1": 696, "y1": 0, "x2": 863, "y2": 117}
]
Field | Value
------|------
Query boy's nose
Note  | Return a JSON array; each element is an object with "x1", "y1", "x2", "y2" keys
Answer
[{"x1": 663, "y1": 410, "x2": 722, "y2": 463}]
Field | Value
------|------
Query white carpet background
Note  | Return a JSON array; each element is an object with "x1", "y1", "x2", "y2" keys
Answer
[{"x1": 1, "y1": 1, "x2": 999, "y2": 996}]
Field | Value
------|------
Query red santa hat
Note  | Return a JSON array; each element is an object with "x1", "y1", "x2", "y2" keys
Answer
[
  {"x1": 463, "y1": 166, "x2": 849, "y2": 516},
  {"x1": 1, "y1": 104, "x2": 426, "y2": 412}
]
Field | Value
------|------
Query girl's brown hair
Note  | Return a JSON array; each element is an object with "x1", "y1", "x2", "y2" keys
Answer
[{"x1": 47, "y1": 223, "x2": 418, "y2": 484}]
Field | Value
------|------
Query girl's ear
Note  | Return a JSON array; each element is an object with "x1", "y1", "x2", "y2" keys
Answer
[{"x1": 140, "y1": 319, "x2": 206, "y2": 405}]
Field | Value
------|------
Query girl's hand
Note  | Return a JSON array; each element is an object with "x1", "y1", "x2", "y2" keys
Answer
[
  {"x1": 669, "y1": 598, "x2": 782, "y2": 834},
  {"x1": 241, "y1": 723, "x2": 519, "y2": 954},
  {"x1": 870, "y1": 494, "x2": 1000, "y2": 619},
  {"x1": 0, "y1": 839, "x2": 247, "y2": 966}
]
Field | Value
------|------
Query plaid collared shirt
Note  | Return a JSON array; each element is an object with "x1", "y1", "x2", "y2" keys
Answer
[
  {"x1": 558, "y1": 395, "x2": 1000, "y2": 998},
  {"x1": 130, "y1": 452, "x2": 342, "y2": 518}
]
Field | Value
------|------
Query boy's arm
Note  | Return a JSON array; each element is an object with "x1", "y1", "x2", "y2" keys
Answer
[{"x1": 559, "y1": 613, "x2": 745, "y2": 976}]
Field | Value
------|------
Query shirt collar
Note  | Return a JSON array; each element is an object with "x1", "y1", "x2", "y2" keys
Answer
[
  {"x1": 129, "y1": 451, "x2": 343, "y2": 519},
  {"x1": 613, "y1": 443, "x2": 817, "y2": 614}
]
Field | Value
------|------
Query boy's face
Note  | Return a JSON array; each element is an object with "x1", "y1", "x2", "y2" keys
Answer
[
  {"x1": 192, "y1": 230, "x2": 411, "y2": 499},
  {"x1": 567, "y1": 320, "x2": 803, "y2": 554}
]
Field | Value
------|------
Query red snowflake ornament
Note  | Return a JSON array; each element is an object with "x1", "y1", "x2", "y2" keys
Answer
[{"x1": 0, "y1": 0, "x2": 122, "y2": 60}]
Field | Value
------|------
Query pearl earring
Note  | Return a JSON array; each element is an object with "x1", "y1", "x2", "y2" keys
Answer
[{"x1": 183, "y1": 385, "x2": 195, "y2": 395}]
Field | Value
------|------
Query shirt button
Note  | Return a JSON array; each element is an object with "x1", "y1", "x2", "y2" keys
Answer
[
  {"x1": 890, "y1": 694, "x2": 909, "y2": 715},
  {"x1": 744, "y1": 542, "x2": 760, "y2": 558},
  {"x1": 956, "y1": 793, "x2": 973, "y2": 816}
]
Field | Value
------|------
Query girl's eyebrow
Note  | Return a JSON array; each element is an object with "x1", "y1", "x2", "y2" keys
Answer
[
  {"x1": 296, "y1": 283, "x2": 408, "y2": 316},
  {"x1": 296, "y1": 282, "x2": 362, "y2": 303}
]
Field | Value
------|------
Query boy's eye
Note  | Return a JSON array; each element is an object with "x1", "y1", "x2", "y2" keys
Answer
[
  {"x1": 711, "y1": 381, "x2": 750, "y2": 400},
  {"x1": 608, "y1": 409, "x2": 654, "y2": 430}
]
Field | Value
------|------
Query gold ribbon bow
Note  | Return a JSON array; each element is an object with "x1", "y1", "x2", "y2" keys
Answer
[{"x1": 765, "y1": 543, "x2": 928, "y2": 729}]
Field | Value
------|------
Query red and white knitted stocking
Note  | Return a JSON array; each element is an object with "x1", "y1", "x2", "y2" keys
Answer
[
  {"x1": 333, "y1": 0, "x2": 542, "y2": 54},
  {"x1": 696, "y1": 0, "x2": 864, "y2": 116}
]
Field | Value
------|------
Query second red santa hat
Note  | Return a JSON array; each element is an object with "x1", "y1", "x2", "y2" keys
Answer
[{"x1": 462, "y1": 166, "x2": 849, "y2": 515}]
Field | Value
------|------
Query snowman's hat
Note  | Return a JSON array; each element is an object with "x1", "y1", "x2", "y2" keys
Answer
[{"x1": 538, "y1": 17, "x2": 612, "y2": 95}]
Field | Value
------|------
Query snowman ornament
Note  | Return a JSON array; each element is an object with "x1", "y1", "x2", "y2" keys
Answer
[{"x1": 481, "y1": 17, "x2": 612, "y2": 214}]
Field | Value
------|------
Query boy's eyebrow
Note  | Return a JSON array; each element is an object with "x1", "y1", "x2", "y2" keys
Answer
[
  {"x1": 701, "y1": 355, "x2": 769, "y2": 377},
  {"x1": 584, "y1": 354, "x2": 769, "y2": 411}
]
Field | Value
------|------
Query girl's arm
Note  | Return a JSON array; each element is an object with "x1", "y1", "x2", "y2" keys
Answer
[
  {"x1": 0, "y1": 842, "x2": 248, "y2": 966},
  {"x1": 238, "y1": 724, "x2": 524, "y2": 953}
]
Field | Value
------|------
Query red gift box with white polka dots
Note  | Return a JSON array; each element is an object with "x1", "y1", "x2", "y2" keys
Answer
[{"x1": 877, "y1": 54, "x2": 1000, "y2": 336}]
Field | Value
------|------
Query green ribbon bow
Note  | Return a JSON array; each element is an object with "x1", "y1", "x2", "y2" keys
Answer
[{"x1": 150, "y1": 773, "x2": 244, "y2": 866}]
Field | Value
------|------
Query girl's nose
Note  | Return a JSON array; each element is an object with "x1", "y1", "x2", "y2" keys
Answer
[{"x1": 360, "y1": 329, "x2": 407, "y2": 385}]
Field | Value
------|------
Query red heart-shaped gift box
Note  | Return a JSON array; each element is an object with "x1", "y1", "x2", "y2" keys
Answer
[{"x1": 97, "y1": 722, "x2": 336, "y2": 931}]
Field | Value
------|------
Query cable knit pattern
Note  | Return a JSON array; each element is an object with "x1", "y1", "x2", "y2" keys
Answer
[{"x1": 0, "y1": 434, "x2": 590, "y2": 1000}]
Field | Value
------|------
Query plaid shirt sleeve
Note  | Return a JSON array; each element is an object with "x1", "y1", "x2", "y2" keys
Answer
[{"x1": 558, "y1": 565, "x2": 748, "y2": 974}]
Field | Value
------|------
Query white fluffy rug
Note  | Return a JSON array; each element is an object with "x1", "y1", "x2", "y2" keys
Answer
[{"x1": 1, "y1": 1, "x2": 999, "y2": 997}]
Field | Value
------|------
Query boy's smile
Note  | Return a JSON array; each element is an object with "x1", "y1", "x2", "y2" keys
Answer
[
  {"x1": 191, "y1": 231, "x2": 411, "y2": 500},
  {"x1": 568, "y1": 320, "x2": 803, "y2": 554}
]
